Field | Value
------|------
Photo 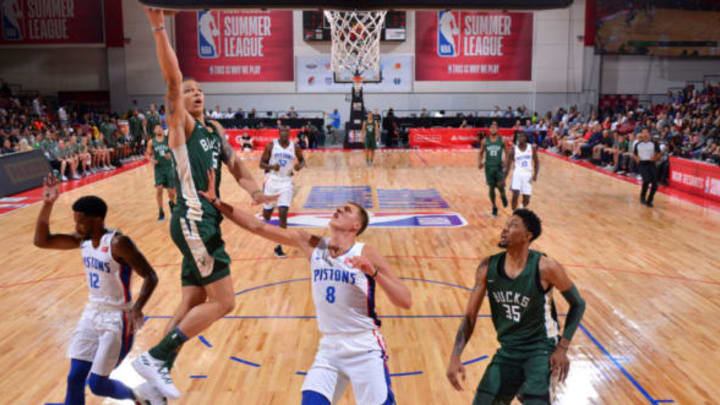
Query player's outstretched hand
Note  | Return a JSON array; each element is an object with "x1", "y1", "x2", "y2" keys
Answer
[
  {"x1": 250, "y1": 190, "x2": 279, "y2": 206},
  {"x1": 42, "y1": 173, "x2": 60, "y2": 204},
  {"x1": 346, "y1": 256, "x2": 375, "y2": 276},
  {"x1": 550, "y1": 346, "x2": 570, "y2": 383},
  {"x1": 198, "y1": 169, "x2": 218, "y2": 202},
  {"x1": 446, "y1": 355, "x2": 466, "y2": 391},
  {"x1": 142, "y1": 5, "x2": 165, "y2": 27}
]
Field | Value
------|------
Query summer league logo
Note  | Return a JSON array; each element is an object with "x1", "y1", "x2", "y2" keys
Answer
[
  {"x1": 197, "y1": 10, "x2": 220, "y2": 58},
  {"x1": 2, "y1": 0, "x2": 23, "y2": 41},
  {"x1": 437, "y1": 11, "x2": 459, "y2": 57}
]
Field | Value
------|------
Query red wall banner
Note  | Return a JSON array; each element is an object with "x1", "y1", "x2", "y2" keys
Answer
[
  {"x1": 669, "y1": 157, "x2": 720, "y2": 203},
  {"x1": 0, "y1": 0, "x2": 104, "y2": 45},
  {"x1": 226, "y1": 129, "x2": 301, "y2": 150},
  {"x1": 415, "y1": 11, "x2": 533, "y2": 81},
  {"x1": 175, "y1": 10, "x2": 293, "y2": 82},
  {"x1": 409, "y1": 128, "x2": 515, "y2": 148}
]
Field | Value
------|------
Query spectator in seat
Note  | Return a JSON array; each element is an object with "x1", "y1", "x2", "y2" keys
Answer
[
  {"x1": 248, "y1": 108, "x2": 257, "y2": 119},
  {"x1": 1, "y1": 137, "x2": 13, "y2": 154},
  {"x1": 210, "y1": 105, "x2": 223, "y2": 119},
  {"x1": 288, "y1": 106, "x2": 299, "y2": 118},
  {"x1": 592, "y1": 129, "x2": 613, "y2": 166}
]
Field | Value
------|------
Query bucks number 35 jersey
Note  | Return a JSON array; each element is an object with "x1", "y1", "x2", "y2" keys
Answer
[
  {"x1": 487, "y1": 250, "x2": 559, "y2": 350},
  {"x1": 173, "y1": 120, "x2": 223, "y2": 222}
]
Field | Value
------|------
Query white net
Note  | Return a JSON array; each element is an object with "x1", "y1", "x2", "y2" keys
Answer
[{"x1": 323, "y1": 10, "x2": 388, "y2": 80}]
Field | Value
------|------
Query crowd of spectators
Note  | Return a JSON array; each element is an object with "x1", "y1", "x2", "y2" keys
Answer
[
  {"x1": 3, "y1": 75, "x2": 718, "y2": 185},
  {"x1": 517, "y1": 83, "x2": 720, "y2": 185}
]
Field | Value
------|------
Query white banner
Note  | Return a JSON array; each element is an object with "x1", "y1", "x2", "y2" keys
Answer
[{"x1": 296, "y1": 55, "x2": 413, "y2": 93}]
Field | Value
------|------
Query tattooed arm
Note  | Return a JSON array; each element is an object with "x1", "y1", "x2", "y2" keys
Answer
[{"x1": 446, "y1": 257, "x2": 489, "y2": 391}]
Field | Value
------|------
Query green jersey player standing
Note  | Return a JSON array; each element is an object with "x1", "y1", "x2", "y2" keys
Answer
[
  {"x1": 447, "y1": 209, "x2": 586, "y2": 405},
  {"x1": 145, "y1": 123, "x2": 176, "y2": 221},
  {"x1": 478, "y1": 121, "x2": 508, "y2": 217},
  {"x1": 132, "y1": 6, "x2": 277, "y2": 400}
]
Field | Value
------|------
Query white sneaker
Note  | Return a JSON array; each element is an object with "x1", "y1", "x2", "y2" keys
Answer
[
  {"x1": 132, "y1": 351, "x2": 181, "y2": 399},
  {"x1": 61, "y1": 175, "x2": 68, "y2": 182},
  {"x1": 134, "y1": 382, "x2": 168, "y2": 405},
  {"x1": 109, "y1": 164, "x2": 116, "y2": 169},
  {"x1": 72, "y1": 174, "x2": 81, "y2": 180}
]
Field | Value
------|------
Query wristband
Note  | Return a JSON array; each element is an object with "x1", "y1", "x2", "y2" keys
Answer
[{"x1": 152, "y1": 26, "x2": 165, "y2": 31}]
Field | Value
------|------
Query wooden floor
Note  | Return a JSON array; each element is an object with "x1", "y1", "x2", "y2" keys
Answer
[{"x1": 2, "y1": 150, "x2": 719, "y2": 405}]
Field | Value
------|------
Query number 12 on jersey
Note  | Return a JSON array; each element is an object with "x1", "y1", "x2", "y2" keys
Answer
[{"x1": 88, "y1": 273, "x2": 100, "y2": 289}]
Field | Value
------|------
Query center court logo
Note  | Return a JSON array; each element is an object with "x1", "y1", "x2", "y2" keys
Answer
[
  {"x1": 197, "y1": 10, "x2": 221, "y2": 58},
  {"x1": 1, "y1": 0, "x2": 23, "y2": 41},
  {"x1": 437, "y1": 11, "x2": 460, "y2": 57}
]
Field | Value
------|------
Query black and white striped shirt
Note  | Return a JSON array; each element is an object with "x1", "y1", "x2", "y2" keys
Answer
[{"x1": 634, "y1": 141, "x2": 659, "y2": 162}]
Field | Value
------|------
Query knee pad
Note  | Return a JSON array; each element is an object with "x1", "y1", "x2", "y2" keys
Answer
[{"x1": 301, "y1": 390, "x2": 331, "y2": 405}]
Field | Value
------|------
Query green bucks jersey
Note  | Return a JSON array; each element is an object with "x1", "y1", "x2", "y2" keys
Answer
[
  {"x1": 174, "y1": 120, "x2": 223, "y2": 222},
  {"x1": 487, "y1": 250, "x2": 559, "y2": 350},
  {"x1": 152, "y1": 136, "x2": 173, "y2": 169},
  {"x1": 146, "y1": 113, "x2": 163, "y2": 135},
  {"x1": 366, "y1": 121, "x2": 376, "y2": 137},
  {"x1": 485, "y1": 136, "x2": 504, "y2": 168}
]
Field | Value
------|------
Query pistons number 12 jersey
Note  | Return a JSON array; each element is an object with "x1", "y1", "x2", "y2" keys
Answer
[
  {"x1": 81, "y1": 229, "x2": 132, "y2": 310},
  {"x1": 310, "y1": 238, "x2": 381, "y2": 335}
]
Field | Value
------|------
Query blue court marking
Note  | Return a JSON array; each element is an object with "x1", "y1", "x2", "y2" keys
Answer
[
  {"x1": 377, "y1": 189, "x2": 449, "y2": 210},
  {"x1": 304, "y1": 185, "x2": 373, "y2": 209},
  {"x1": 190, "y1": 375, "x2": 208, "y2": 379},
  {"x1": 234, "y1": 278, "x2": 308, "y2": 296},
  {"x1": 199, "y1": 335, "x2": 213, "y2": 348},
  {"x1": 579, "y1": 324, "x2": 673, "y2": 405},
  {"x1": 230, "y1": 356, "x2": 261, "y2": 368},
  {"x1": 462, "y1": 355, "x2": 489, "y2": 366}
]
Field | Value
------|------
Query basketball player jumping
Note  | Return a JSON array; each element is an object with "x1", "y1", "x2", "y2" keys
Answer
[
  {"x1": 260, "y1": 126, "x2": 306, "y2": 258},
  {"x1": 146, "y1": 124, "x2": 177, "y2": 221},
  {"x1": 133, "y1": 7, "x2": 276, "y2": 399},
  {"x1": 504, "y1": 132, "x2": 539, "y2": 210},
  {"x1": 478, "y1": 122, "x2": 509, "y2": 217},
  {"x1": 446, "y1": 209, "x2": 586, "y2": 405},
  {"x1": 198, "y1": 167, "x2": 412, "y2": 405},
  {"x1": 34, "y1": 174, "x2": 165, "y2": 405}
]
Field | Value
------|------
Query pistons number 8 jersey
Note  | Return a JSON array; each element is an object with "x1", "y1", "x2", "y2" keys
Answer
[{"x1": 310, "y1": 238, "x2": 381, "y2": 335}]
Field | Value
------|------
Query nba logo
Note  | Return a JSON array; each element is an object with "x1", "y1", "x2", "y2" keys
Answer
[
  {"x1": 2, "y1": 0, "x2": 24, "y2": 41},
  {"x1": 437, "y1": 11, "x2": 460, "y2": 57},
  {"x1": 197, "y1": 10, "x2": 220, "y2": 59}
]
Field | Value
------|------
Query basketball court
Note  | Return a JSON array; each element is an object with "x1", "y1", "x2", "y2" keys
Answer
[{"x1": 2, "y1": 149, "x2": 719, "y2": 404}]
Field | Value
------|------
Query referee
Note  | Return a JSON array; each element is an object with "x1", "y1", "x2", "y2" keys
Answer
[{"x1": 633, "y1": 128, "x2": 661, "y2": 207}]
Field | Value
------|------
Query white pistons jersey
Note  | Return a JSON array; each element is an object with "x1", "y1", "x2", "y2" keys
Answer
[
  {"x1": 514, "y1": 144, "x2": 534, "y2": 175},
  {"x1": 267, "y1": 139, "x2": 296, "y2": 183},
  {"x1": 81, "y1": 229, "x2": 132, "y2": 310},
  {"x1": 311, "y1": 238, "x2": 381, "y2": 335}
]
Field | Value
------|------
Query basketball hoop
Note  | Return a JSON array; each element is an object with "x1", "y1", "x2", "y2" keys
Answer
[
  {"x1": 352, "y1": 74, "x2": 364, "y2": 92},
  {"x1": 324, "y1": 10, "x2": 387, "y2": 79}
]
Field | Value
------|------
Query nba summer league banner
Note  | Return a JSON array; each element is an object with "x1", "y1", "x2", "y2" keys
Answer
[
  {"x1": 175, "y1": 10, "x2": 293, "y2": 82},
  {"x1": 415, "y1": 11, "x2": 533, "y2": 81},
  {"x1": 0, "y1": 0, "x2": 103, "y2": 45}
]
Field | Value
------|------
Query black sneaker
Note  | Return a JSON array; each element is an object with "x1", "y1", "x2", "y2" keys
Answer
[
  {"x1": 492, "y1": 207, "x2": 498, "y2": 217},
  {"x1": 501, "y1": 195, "x2": 508, "y2": 208},
  {"x1": 640, "y1": 197, "x2": 647, "y2": 205},
  {"x1": 274, "y1": 245, "x2": 286, "y2": 258},
  {"x1": 168, "y1": 200, "x2": 175, "y2": 212},
  {"x1": 158, "y1": 210, "x2": 165, "y2": 221},
  {"x1": 646, "y1": 201, "x2": 654, "y2": 208}
]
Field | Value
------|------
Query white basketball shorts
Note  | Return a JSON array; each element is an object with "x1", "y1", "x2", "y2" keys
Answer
[
  {"x1": 263, "y1": 178, "x2": 294, "y2": 210},
  {"x1": 67, "y1": 303, "x2": 134, "y2": 376},
  {"x1": 301, "y1": 330, "x2": 395, "y2": 405},
  {"x1": 511, "y1": 171, "x2": 533, "y2": 196}
]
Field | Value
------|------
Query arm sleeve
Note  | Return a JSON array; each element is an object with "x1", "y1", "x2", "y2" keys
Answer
[{"x1": 560, "y1": 284, "x2": 586, "y2": 341}]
